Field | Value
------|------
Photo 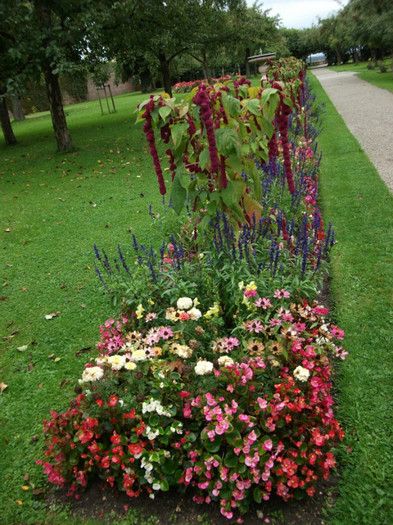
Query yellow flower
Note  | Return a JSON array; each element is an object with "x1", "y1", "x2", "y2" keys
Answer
[
  {"x1": 238, "y1": 281, "x2": 244, "y2": 290},
  {"x1": 204, "y1": 302, "x2": 220, "y2": 319},
  {"x1": 245, "y1": 281, "x2": 257, "y2": 292},
  {"x1": 136, "y1": 304, "x2": 145, "y2": 319},
  {"x1": 148, "y1": 298, "x2": 155, "y2": 305}
]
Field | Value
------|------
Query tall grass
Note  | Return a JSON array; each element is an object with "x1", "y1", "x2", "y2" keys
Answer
[{"x1": 309, "y1": 72, "x2": 393, "y2": 525}]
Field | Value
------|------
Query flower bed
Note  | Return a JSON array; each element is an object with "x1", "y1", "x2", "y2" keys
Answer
[{"x1": 37, "y1": 59, "x2": 346, "y2": 521}]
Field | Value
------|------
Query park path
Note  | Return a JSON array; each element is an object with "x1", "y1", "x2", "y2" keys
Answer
[{"x1": 311, "y1": 67, "x2": 393, "y2": 193}]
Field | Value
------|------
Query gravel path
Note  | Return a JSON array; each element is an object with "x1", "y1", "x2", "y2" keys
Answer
[{"x1": 311, "y1": 67, "x2": 393, "y2": 193}]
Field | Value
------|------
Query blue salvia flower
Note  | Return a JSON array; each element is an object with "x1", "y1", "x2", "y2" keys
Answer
[
  {"x1": 93, "y1": 244, "x2": 102, "y2": 261},
  {"x1": 117, "y1": 244, "x2": 131, "y2": 276}
]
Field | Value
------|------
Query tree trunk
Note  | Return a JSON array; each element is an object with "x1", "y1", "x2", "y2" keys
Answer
[
  {"x1": 353, "y1": 47, "x2": 359, "y2": 65},
  {"x1": 43, "y1": 62, "x2": 73, "y2": 151},
  {"x1": 335, "y1": 44, "x2": 342, "y2": 65},
  {"x1": 0, "y1": 90, "x2": 17, "y2": 145},
  {"x1": 245, "y1": 47, "x2": 251, "y2": 77},
  {"x1": 158, "y1": 54, "x2": 172, "y2": 97},
  {"x1": 11, "y1": 96, "x2": 25, "y2": 121},
  {"x1": 34, "y1": 0, "x2": 73, "y2": 151},
  {"x1": 202, "y1": 50, "x2": 212, "y2": 84}
]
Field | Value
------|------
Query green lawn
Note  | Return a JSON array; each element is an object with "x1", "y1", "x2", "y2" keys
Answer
[
  {"x1": 0, "y1": 92, "x2": 166, "y2": 524},
  {"x1": 309, "y1": 72, "x2": 393, "y2": 525},
  {"x1": 327, "y1": 60, "x2": 393, "y2": 92}
]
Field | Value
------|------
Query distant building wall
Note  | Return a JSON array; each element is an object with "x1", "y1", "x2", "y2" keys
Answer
[
  {"x1": 86, "y1": 73, "x2": 139, "y2": 101},
  {"x1": 62, "y1": 72, "x2": 140, "y2": 105}
]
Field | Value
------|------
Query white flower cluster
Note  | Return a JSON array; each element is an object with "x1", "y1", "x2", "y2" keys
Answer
[
  {"x1": 95, "y1": 353, "x2": 137, "y2": 371},
  {"x1": 293, "y1": 365, "x2": 310, "y2": 382},
  {"x1": 142, "y1": 398, "x2": 171, "y2": 417},
  {"x1": 218, "y1": 355, "x2": 234, "y2": 367},
  {"x1": 177, "y1": 297, "x2": 193, "y2": 310},
  {"x1": 79, "y1": 366, "x2": 104, "y2": 383},
  {"x1": 145, "y1": 425, "x2": 160, "y2": 440},
  {"x1": 194, "y1": 360, "x2": 214, "y2": 375},
  {"x1": 170, "y1": 421, "x2": 184, "y2": 434},
  {"x1": 171, "y1": 343, "x2": 193, "y2": 359}
]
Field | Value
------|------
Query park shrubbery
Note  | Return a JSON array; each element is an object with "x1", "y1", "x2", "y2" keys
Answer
[{"x1": 37, "y1": 58, "x2": 346, "y2": 520}]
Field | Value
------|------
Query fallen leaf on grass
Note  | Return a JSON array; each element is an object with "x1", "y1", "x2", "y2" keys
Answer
[
  {"x1": 17, "y1": 345, "x2": 29, "y2": 352},
  {"x1": 47, "y1": 354, "x2": 55, "y2": 359},
  {"x1": 23, "y1": 474, "x2": 30, "y2": 481},
  {"x1": 45, "y1": 311, "x2": 61, "y2": 320},
  {"x1": 60, "y1": 284, "x2": 67, "y2": 289},
  {"x1": 21, "y1": 486, "x2": 29, "y2": 491},
  {"x1": 16, "y1": 500, "x2": 23, "y2": 505},
  {"x1": 0, "y1": 296, "x2": 8, "y2": 301},
  {"x1": 4, "y1": 228, "x2": 11, "y2": 233},
  {"x1": 60, "y1": 379, "x2": 68, "y2": 388},
  {"x1": 75, "y1": 346, "x2": 92, "y2": 357},
  {"x1": 10, "y1": 329, "x2": 19, "y2": 336},
  {"x1": 0, "y1": 382, "x2": 8, "y2": 393},
  {"x1": 81, "y1": 304, "x2": 86, "y2": 308}
]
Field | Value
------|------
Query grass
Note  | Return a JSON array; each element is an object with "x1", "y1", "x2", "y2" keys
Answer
[
  {"x1": 308, "y1": 73, "x2": 393, "y2": 524},
  {"x1": 327, "y1": 60, "x2": 393, "y2": 92},
  {"x1": 0, "y1": 92, "x2": 166, "y2": 524}
]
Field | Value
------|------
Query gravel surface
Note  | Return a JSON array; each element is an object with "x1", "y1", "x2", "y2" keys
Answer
[{"x1": 311, "y1": 67, "x2": 393, "y2": 193}]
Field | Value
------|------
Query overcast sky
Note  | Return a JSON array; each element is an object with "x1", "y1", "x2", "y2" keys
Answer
[{"x1": 247, "y1": 0, "x2": 348, "y2": 29}]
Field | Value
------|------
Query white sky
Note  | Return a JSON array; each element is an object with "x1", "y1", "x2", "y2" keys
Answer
[{"x1": 247, "y1": 0, "x2": 349, "y2": 29}]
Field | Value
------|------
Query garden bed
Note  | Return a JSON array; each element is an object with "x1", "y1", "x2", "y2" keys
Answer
[{"x1": 37, "y1": 58, "x2": 347, "y2": 523}]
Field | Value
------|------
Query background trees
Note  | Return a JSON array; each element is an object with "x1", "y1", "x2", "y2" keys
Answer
[{"x1": 1, "y1": 0, "x2": 392, "y2": 149}]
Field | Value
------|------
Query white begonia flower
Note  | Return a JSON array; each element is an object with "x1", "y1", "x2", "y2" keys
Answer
[
  {"x1": 188, "y1": 307, "x2": 202, "y2": 321},
  {"x1": 218, "y1": 356, "x2": 234, "y2": 367},
  {"x1": 293, "y1": 365, "x2": 310, "y2": 382},
  {"x1": 194, "y1": 360, "x2": 214, "y2": 376},
  {"x1": 152, "y1": 482, "x2": 161, "y2": 491},
  {"x1": 177, "y1": 297, "x2": 193, "y2": 311},
  {"x1": 125, "y1": 362, "x2": 137, "y2": 371},
  {"x1": 108, "y1": 354, "x2": 126, "y2": 370},
  {"x1": 80, "y1": 366, "x2": 104, "y2": 383}
]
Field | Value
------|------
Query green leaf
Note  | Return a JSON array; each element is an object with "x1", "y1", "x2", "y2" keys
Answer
[
  {"x1": 199, "y1": 149, "x2": 210, "y2": 170},
  {"x1": 244, "y1": 98, "x2": 260, "y2": 116},
  {"x1": 245, "y1": 158, "x2": 262, "y2": 200},
  {"x1": 161, "y1": 459, "x2": 176, "y2": 475},
  {"x1": 215, "y1": 127, "x2": 241, "y2": 157},
  {"x1": 160, "y1": 479, "x2": 170, "y2": 491},
  {"x1": 223, "y1": 451, "x2": 238, "y2": 468},
  {"x1": 171, "y1": 171, "x2": 187, "y2": 215},
  {"x1": 159, "y1": 105, "x2": 172, "y2": 120},
  {"x1": 222, "y1": 94, "x2": 241, "y2": 117},
  {"x1": 253, "y1": 487, "x2": 262, "y2": 503},
  {"x1": 171, "y1": 122, "x2": 189, "y2": 147}
]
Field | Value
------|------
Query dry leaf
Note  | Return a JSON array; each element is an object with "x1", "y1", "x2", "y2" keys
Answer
[
  {"x1": 48, "y1": 354, "x2": 55, "y2": 359},
  {"x1": 0, "y1": 382, "x2": 8, "y2": 393},
  {"x1": 21, "y1": 486, "x2": 29, "y2": 491},
  {"x1": 16, "y1": 500, "x2": 23, "y2": 505},
  {"x1": 17, "y1": 345, "x2": 28, "y2": 352},
  {"x1": 4, "y1": 228, "x2": 11, "y2": 233},
  {"x1": 0, "y1": 296, "x2": 8, "y2": 301},
  {"x1": 60, "y1": 379, "x2": 68, "y2": 388}
]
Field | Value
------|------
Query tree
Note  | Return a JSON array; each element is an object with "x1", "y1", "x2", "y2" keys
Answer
[{"x1": 343, "y1": 0, "x2": 393, "y2": 69}]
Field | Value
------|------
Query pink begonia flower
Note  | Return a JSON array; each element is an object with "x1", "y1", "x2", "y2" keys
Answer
[{"x1": 262, "y1": 439, "x2": 273, "y2": 451}]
